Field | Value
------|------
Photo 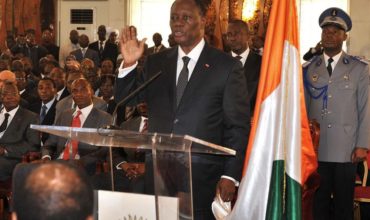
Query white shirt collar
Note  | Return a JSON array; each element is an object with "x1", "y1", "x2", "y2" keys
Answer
[
  {"x1": 56, "y1": 87, "x2": 66, "y2": 100},
  {"x1": 42, "y1": 97, "x2": 56, "y2": 110},
  {"x1": 176, "y1": 39, "x2": 205, "y2": 83},
  {"x1": 1, "y1": 105, "x2": 19, "y2": 117},
  {"x1": 19, "y1": 89, "x2": 26, "y2": 95},
  {"x1": 74, "y1": 103, "x2": 93, "y2": 126},
  {"x1": 231, "y1": 47, "x2": 250, "y2": 66},
  {"x1": 324, "y1": 51, "x2": 343, "y2": 70},
  {"x1": 178, "y1": 38, "x2": 205, "y2": 62}
]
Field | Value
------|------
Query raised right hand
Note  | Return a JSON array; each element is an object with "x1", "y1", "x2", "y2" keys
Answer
[{"x1": 120, "y1": 26, "x2": 147, "y2": 68}]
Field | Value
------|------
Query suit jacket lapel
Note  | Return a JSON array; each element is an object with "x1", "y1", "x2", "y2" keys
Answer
[
  {"x1": 2, "y1": 108, "x2": 23, "y2": 140},
  {"x1": 163, "y1": 47, "x2": 178, "y2": 112}
]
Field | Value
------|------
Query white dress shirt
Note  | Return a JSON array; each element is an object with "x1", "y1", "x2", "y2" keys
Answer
[
  {"x1": 41, "y1": 97, "x2": 56, "y2": 116},
  {"x1": 324, "y1": 51, "x2": 343, "y2": 72},
  {"x1": 231, "y1": 47, "x2": 250, "y2": 66}
]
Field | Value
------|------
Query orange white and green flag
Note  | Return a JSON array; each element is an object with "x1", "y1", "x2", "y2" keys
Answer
[{"x1": 226, "y1": 0, "x2": 317, "y2": 219}]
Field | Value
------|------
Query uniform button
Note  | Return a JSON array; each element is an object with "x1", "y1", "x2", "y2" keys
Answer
[
  {"x1": 328, "y1": 94, "x2": 332, "y2": 98},
  {"x1": 345, "y1": 85, "x2": 349, "y2": 88},
  {"x1": 174, "y1": 119, "x2": 179, "y2": 124},
  {"x1": 328, "y1": 124, "x2": 332, "y2": 128},
  {"x1": 328, "y1": 80, "x2": 332, "y2": 84},
  {"x1": 327, "y1": 111, "x2": 331, "y2": 114}
]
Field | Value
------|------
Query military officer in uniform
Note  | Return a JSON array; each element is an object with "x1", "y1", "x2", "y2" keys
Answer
[{"x1": 303, "y1": 7, "x2": 370, "y2": 220}]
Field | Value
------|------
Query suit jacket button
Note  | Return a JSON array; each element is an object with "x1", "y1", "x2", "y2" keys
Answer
[
  {"x1": 174, "y1": 119, "x2": 179, "y2": 124},
  {"x1": 328, "y1": 94, "x2": 332, "y2": 98},
  {"x1": 328, "y1": 124, "x2": 332, "y2": 128},
  {"x1": 328, "y1": 80, "x2": 332, "y2": 84}
]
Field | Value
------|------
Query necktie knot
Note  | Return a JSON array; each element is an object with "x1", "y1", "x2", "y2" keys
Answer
[
  {"x1": 235, "y1": 55, "x2": 242, "y2": 60},
  {"x1": 328, "y1": 57, "x2": 334, "y2": 64},
  {"x1": 182, "y1": 56, "x2": 190, "y2": 66}
]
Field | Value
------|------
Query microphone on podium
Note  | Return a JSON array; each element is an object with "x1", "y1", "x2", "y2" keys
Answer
[{"x1": 104, "y1": 71, "x2": 162, "y2": 129}]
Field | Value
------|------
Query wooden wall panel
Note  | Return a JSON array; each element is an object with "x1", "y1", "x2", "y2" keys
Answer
[{"x1": 0, "y1": 0, "x2": 42, "y2": 51}]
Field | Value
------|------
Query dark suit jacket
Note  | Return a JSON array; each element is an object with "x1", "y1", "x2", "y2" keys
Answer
[
  {"x1": 89, "y1": 41, "x2": 118, "y2": 67},
  {"x1": 42, "y1": 108, "x2": 112, "y2": 175},
  {"x1": 20, "y1": 88, "x2": 39, "y2": 106},
  {"x1": 0, "y1": 107, "x2": 40, "y2": 180},
  {"x1": 147, "y1": 44, "x2": 167, "y2": 55},
  {"x1": 28, "y1": 99, "x2": 58, "y2": 144},
  {"x1": 70, "y1": 48, "x2": 100, "y2": 67},
  {"x1": 115, "y1": 43, "x2": 250, "y2": 209},
  {"x1": 242, "y1": 51, "x2": 262, "y2": 114},
  {"x1": 58, "y1": 87, "x2": 70, "y2": 101}
]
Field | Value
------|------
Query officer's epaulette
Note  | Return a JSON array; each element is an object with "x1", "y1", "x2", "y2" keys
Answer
[
  {"x1": 350, "y1": 55, "x2": 369, "y2": 65},
  {"x1": 302, "y1": 55, "x2": 320, "y2": 68}
]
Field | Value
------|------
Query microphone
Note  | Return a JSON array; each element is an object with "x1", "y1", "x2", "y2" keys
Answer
[{"x1": 105, "y1": 71, "x2": 162, "y2": 129}]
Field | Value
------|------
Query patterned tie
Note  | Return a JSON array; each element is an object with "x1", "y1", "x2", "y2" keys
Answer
[
  {"x1": 81, "y1": 48, "x2": 86, "y2": 58},
  {"x1": 176, "y1": 56, "x2": 190, "y2": 107},
  {"x1": 40, "y1": 105, "x2": 47, "y2": 123},
  {"x1": 0, "y1": 113, "x2": 10, "y2": 133},
  {"x1": 327, "y1": 57, "x2": 334, "y2": 76},
  {"x1": 63, "y1": 110, "x2": 82, "y2": 160}
]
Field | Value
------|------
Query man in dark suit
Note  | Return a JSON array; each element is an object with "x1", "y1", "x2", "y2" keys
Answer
[
  {"x1": 14, "y1": 70, "x2": 39, "y2": 106},
  {"x1": 226, "y1": 19, "x2": 261, "y2": 115},
  {"x1": 147, "y1": 33, "x2": 167, "y2": 55},
  {"x1": 89, "y1": 25, "x2": 119, "y2": 67},
  {"x1": 70, "y1": 34, "x2": 100, "y2": 68},
  {"x1": 0, "y1": 82, "x2": 40, "y2": 181},
  {"x1": 41, "y1": 28, "x2": 60, "y2": 61},
  {"x1": 29, "y1": 78, "x2": 58, "y2": 144},
  {"x1": 115, "y1": 0, "x2": 250, "y2": 218},
  {"x1": 24, "y1": 29, "x2": 48, "y2": 74},
  {"x1": 49, "y1": 67, "x2": 70, "y2": 101},
  {"x1": 42, "y1": 78, "x2": 112, "y2": 175}
]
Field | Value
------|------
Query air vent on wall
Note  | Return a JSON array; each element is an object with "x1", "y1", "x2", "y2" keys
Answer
[{"x1": 70, "y1": 9, "x2": 93, "y2": 24}]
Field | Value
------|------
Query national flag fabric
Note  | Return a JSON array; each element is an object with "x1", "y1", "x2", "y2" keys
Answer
[{"x1": 226, "y1": 0, "x2": 317, "y2": 219}]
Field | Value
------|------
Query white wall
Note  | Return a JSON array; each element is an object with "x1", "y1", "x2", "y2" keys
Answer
[
  {"x1": 57, "y1": 0, "x2": 128, "y2": 47},
  {"x1": 349, "y1": 0, "x2": 370, "y2": 59}
]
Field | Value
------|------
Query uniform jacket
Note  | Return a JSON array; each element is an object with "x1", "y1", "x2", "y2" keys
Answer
[{"x1": 304, "y1": 52, "x2": 370, "y2": 162}]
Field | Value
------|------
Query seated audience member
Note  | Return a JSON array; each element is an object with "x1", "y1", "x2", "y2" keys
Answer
[
  {"x1": 99, "y1": 74, "x2": 116, "y2": 114},
  {"x1": 41, "y1": 28, "x2": 60, "y2": 61},
  {"x1": 81, "y1": 58, "x2": 100, "y2": 95},
  {"x1": 10, "y1": 34, "x2": 27, "y2": 56},
  {"x1": 0, "y1": 70, "x2": 16, "y2": 88},
  {"x1": 100, "y1": 59, "x2": 114, "y2": 76},
  {"x1": 70, "y1": 34, "x2": 100, "y2": 67},
  {"x1": 55, "y1": 72, "x2": 106, "y2": 120},
  {"x1": 10, "y1": 60, "x2": 24, "y2": 72},
  {"x1": 0, "y1": 82, "x2": 40, "y2": 181},
  {"x1": 14, "y1": 70, "x2": 39, "y2": 105},
  {"x1": 12, "y1": 162, "x2": 94, "y2": 220},
  {"x1": 29, "y1": 78, "x2": 58, "y2": 144},
  {"x1": 20, "y1": 57, "x2": 39, "y2": 87},
  {"x1": 64, "y1": 59, "x2": 81, "y2": 73},
  {"x1": 49, "y1": 67, "x2": 70, "y2": 101},
  {"x1": 42, "y1": 78, "x2": 112, "y2": 175},
  {"x1": 0, "y1": 60, "x2": 10, "y2": 72}
]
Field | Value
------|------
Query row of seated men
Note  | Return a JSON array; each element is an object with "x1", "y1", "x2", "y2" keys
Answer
[{"x1": 0, "y1": 69, "x2": 145, "y2": 192}]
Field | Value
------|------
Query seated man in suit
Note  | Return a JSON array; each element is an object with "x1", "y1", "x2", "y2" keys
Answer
[
  {"x1": 49, "y1": 67, "x2": 70, "y2": 101},
  {"x1": 29, "y1": 77, "x2": 58, "y2": 145},
  {"x1": 12, "y1": 162, "x2": 94, "y2": 220},
  {"x1": 0, "y1": 82, "x2": 40, "y2": 181},
  {"x1": 55, "y1": 71, "x2": 107, "y2": 120},
  {"x1": 42, "y1": 78, "x2": 112, "y2": 175},
  {"x1": 70, "y1": 34, "x2": 100, "y2": 67}
]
